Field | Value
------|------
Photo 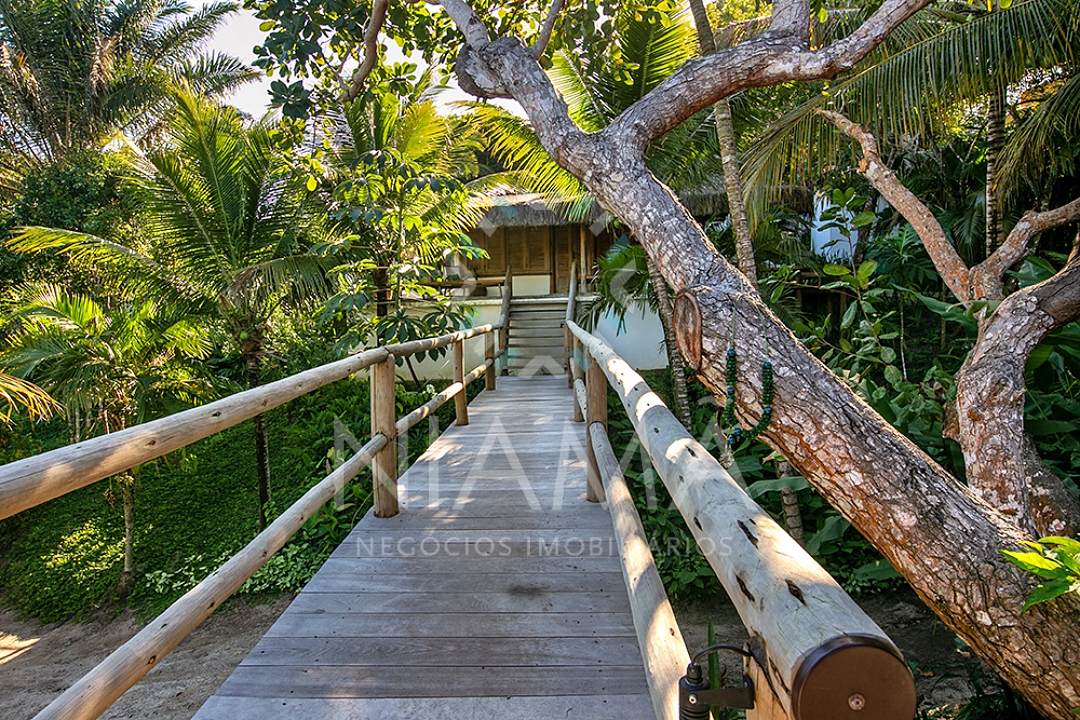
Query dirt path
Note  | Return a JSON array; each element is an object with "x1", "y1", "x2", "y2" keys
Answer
[
  {"x1": 1, "y1": 595, "x2": 294, "y2": 720},
  {"x1": 2, "y1": 587, "x2": 988, "y2": 718}
]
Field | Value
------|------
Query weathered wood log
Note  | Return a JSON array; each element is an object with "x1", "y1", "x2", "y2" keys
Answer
[
  {"x1": 573, "y1": 377, "x2": 588, "y2": 424},
  {"x1": 568, "y1": 321, "x2": 915, "y2": 719},
  {"x1": 453, "y1": 339, "x2": 469, "y2": 427},
  {"x1": 385, "y1": 323, "x2": 495, "y2": 358},
  {"x1": 370, "y1": 354, "x2": 399, "y2": 518},
  {"x1": 566, "y1": 264, "x2": 577, "y2": 387},
  {"x1": 589, "y1": 422, "x2": 688, "y2": 720},
  {"x1": 485, "y1": 331, "x2": 496, "y2": 391},
  {"x1": 0, "y1": 347, "x2": 389, "y2": 521},
  {"x1": 585, "y1": 351, "x2": 607, "y2": 504},
  {"x1": 32, "y1": 434, "x2": 386, "y2": 720}
]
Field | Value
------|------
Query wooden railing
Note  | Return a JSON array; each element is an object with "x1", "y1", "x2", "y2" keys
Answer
[
  {"x1": 2, "y1": 272, "x2": 511, "y2": 720},
  {"x1": 565, "y1": 317, "x2": 917, "y2": 720}
]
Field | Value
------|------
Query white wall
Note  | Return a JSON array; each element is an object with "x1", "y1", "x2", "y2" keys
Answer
[
  {"x1": 512, "y1": 275, "x2": 551, "y2": 297},
  {"x1": 590, "y1": 305, "x2": 667, "y2": 371}
]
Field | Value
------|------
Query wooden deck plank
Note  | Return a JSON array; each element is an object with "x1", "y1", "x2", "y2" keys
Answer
[
  {"x1": 194, "y1": 694, "x2": 657, "y2": 720},
  {"x1": 241, "y1": 636, "x2": 643, "y2": 667},
  {"x1": 285, "y1": 591, "x2": 632, "y2": 614},
  {"x1": 215, "y1": 665, "x2": 649, "y2": 699},
  {"x1": 193, "y1": 375, "x2": 653, "y2": 719}
]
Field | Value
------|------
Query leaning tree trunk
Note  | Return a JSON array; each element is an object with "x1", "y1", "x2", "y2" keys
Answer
[
  {"x1": 591, "y1": 153, "x2": 1080, "y2": 719},
  {"x1": 688, "y1": 0, "x2": 759, "y2": 289},
  {"x1": 644, "y1": 253, "x2": 692, "y2": 426},
  {"x1": 453, "y1": 23, "x2": 1080, "y2": 717},
  {"x1": 245, "y1": 353, "x2": 271, "y2": 531}
]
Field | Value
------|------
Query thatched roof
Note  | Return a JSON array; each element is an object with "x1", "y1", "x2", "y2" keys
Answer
[{"x1": 474, "y1": 185, "x2": 733, "y2": 230}]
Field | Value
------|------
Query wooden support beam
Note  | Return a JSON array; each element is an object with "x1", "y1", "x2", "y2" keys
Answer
[
  {"x1": 567, "y1": 321, "x2": 914, "y2": 718},
  {"x1": 370, "y1": 354, "x2": 399, "y2": 518},
  {"x1": 453, "y1": 339, "x2": 469, "y2": 427},
  {"x1": 485, "y1": 331, "x2": 496, "y2": 391},
  {"x1": 590, "y1": 423, "x2": 688, "y2": 720},
  {"x1": 585, "y1": 351, "x2": 607, "y2": 503},
  {"x1": 571, "y1": 337, "x2": 585, "y2": 422}
]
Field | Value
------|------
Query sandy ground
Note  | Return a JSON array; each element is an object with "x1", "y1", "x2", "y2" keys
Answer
[
  {"x1": 1, "y1": 596, "x2": 294, "y2": 720},
  {"x1": 2, "y1": 587, "x2": 986, "y2": 719}
]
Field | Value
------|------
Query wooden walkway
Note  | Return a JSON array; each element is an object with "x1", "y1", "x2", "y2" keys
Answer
[{"x1": 192, "y1": 375, "x2": 655, "y2": 720}]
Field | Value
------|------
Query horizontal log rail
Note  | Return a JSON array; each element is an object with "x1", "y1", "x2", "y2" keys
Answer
[
  {"x1": 32, "y1": 434, "x2": 387, "y2": 720},
  {"x1": 7, "y1": 277, "x2": 513, "y2": 720},
  {"x1": 566, "y1": 320, "x2": 916, "y2": 720},
  {"x1": 0, "y1": 325, "x2": 503, "y2": 522}
]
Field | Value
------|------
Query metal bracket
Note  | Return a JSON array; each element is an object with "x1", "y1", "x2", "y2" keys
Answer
[{"x1": 680, "y1": 672, "x2": 755, "y2": 711}]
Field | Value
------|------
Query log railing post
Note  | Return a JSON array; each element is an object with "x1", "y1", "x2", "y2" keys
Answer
[
  {"x1": 571, "y1": 336, "x2": 584, "y2": 423},
  {"x1": 370, "y1": 353, "x2": 399, "y2": 518},
  {"x1": 565, "y1": 263, "x2": 577, "y2": 387},
  {"x1": 585, "y1": 349, "x2": 607, "y2": 503},
  {"x1": 485, "y1": 330, "x2": 496, "y2": 391},
  {"x1": 454, "y1": 338, "x2": 469, "y2": 426}
]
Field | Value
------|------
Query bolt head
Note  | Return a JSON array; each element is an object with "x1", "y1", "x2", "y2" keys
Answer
[
  {"x1": 848, "y1": 693, "x2": 866, "y2": 711},
  {"x1": 688, "y1": 694, "x2": 698, "y2": 705}
]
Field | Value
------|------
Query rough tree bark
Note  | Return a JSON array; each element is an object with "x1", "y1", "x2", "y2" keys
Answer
[
  {"x1": 432, "y1": 0, "x2": 1080, "y2": 715},
  {"x1": 820, "y1": 109, "x2": 1080, "y2": 537}
]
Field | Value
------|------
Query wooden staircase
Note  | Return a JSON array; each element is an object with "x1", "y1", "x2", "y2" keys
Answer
[{"x1": 505, "y1": 297, "x2": 568, "y2": 375}]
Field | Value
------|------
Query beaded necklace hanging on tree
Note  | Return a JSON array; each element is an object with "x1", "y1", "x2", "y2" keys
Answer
[{"x1": 720, "y1": 299, "x2": 775, "y2": 447}]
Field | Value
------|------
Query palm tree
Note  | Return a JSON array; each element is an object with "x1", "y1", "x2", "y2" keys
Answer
[
  {"x1": 0, "y1": 0, "x2": 255, "y2": 190},
  {"x1": 0, "y1": 372, "x2": 57, "y2": 424},
  {"x1": 9, "y1": 91, "x2": 334, "y2": 529},
  {"x1": 318, "y1": 73, "x2": 488, "y2": 353},
  {"x1": 742, "y1": 0, "x2": 1080, "y2": 245},
  {"x1": 1, "y1": 285, "x2": 214, "y2": 594}
]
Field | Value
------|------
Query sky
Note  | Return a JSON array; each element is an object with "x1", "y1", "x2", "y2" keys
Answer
[
  {"x1": 198, "y1": 2, "x2": 523, "y2": 117},
  {"x1": 200, "y1": 3, "x2": 275, "y2": 117}
]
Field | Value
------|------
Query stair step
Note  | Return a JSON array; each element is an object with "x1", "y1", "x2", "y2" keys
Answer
[{"x1": 509, "y1": 327, "x2": 565, "y2": 338}]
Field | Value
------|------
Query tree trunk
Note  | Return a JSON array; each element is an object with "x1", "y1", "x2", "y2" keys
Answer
[
  {"x1": 687, "y1": 0, "x2": 759, "y2": 289},
  {"x1": 245, "y1": 354, "x2": 271, "y2": 531},
  {"x1": 450, "y1": 19, "x2": 1080, "y2": 717},
  {"x1": 951, "y1": 256, "x2": 1080, "y2": 536},
  {"x1": 644, "y1": 252, "x2": 692, "y2": 426},
  {"x1": 985, "y1": 87, "x2": 1006, "y2": 257},
  {"x1": 117, "y1": 473, "x2": 135, "y2": 599}
]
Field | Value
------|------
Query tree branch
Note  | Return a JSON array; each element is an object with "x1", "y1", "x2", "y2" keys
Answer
[
  {"x1": 605, "y1": 0, "x2": 933, "y2": 150},
  {"x1": 437, "y1": 0, "x2": 492, "y2": 47},
  {"x1": 972, "y1": 195, "x2": 1080, "y2": 300},
  {"x1": 533, "y1": 0, "x2": 565, "y2": 59},
  {"x1": 818, "y1": 109, "x2": 973, "y2": 303},
  {"x1": 342, "y1": 0, "x2": 388, "y2": 103}
]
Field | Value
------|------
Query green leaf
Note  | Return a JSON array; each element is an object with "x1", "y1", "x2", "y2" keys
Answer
[
  {"x1": 306, "y1": 175, "x2": 317, "y2": 192},
  {"x1": 856, "y1": 259, "x2": 878, "y2": 284},
  {"x1": 807, "y1": 515, "x2": 850, "y2": 555},
  {"x1": 1023, "y1": 580, "x2": 1074, "y2": 611},
  {"x1": 880, "y1": 346, "x2": 897, "y2": 364},
  {"x1": 851, "y1": 211, "x2": 876, "y2": 228},
  {"x1": 1041, "y1": 537, "x2": 1080, "y2": 556},
  {"x1": 884, "y1": 365, "x2": 903, "y2": 385},
  {"x1": 259, "y1": 20, "x2": 276, "y2": 31},
  {"x1": 851, "y1": 559, "x2": 901, "y2": 582},
  {"x1": 1000, "y1": 550, "x2": 1073, "y2": 580},
  {"x1": 823, "y1": 264, "x2": 850, "y2": 276},
  {"x1": 841, "y1": 302, "x2": 858, "y2": 329},
  {"x1": 746, "y1": 476, "x2": 810, "y2": 498}
]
